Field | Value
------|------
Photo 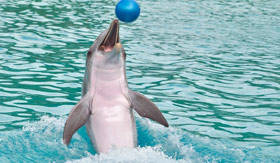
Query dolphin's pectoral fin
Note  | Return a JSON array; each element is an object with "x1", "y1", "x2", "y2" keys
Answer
[
  {"x1": 128, "y1": 90, "x2": 169, "y2": 127},
  {"x1": 63, "y1": 93, "x2": 92, "y2": 145}
]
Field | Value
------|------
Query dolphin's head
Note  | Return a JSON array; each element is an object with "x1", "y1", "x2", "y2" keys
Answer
[{"x1": 86, "y1": 19, "x2": 126, "y2": 70}]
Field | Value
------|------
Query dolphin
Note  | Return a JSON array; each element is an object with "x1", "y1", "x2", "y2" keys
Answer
[{"x1": 63, "y1": 19, "x2": 169, "y2": 153}]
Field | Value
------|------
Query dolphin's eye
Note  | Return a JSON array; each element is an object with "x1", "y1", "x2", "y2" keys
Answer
[
  {"x1": 87, "y1": 50, "x2": 93, "y2": 56},
  {"x1": 122, "y1": 48, "x2": 126, "y2": 60}
]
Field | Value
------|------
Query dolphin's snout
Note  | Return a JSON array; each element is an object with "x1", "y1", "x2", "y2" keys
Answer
[{"x1": 99, "y1": 19, "x2": 120, "y2": 52}]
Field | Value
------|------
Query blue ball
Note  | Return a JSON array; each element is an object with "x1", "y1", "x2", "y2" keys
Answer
[{"x1": 115, "y1": 0, "x2": 140, "y2": 23}]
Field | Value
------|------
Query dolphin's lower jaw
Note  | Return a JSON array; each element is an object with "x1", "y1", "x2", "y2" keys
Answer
[
  {"x1": 63, "y1": 19, "x2": 169, "y2": 153},
  {"x1": 99, "y1": 19, "x2": 120, "y2": 52}
]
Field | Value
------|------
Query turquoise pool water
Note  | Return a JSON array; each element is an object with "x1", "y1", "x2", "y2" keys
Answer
[{"x1": 0, "y1": 0, "x2": 279, "y2": 162}]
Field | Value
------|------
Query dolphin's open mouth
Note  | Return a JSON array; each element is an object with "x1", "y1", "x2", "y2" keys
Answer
[{"x1": 99, "y1": 19, "x2": 120, "y2": 52}]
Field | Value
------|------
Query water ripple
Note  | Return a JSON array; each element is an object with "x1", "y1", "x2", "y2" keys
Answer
[{"x1": 0, "y1": 0, "x2": 279, "y2": 160}]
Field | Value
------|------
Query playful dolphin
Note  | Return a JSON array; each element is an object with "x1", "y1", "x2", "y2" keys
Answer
[{"x1": 63, "y1": 19, "x2": 168, "y2": 153}]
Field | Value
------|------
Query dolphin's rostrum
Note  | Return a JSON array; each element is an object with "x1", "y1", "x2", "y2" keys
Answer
[{"x1": 63, "y1": 19, "x2": 168, "y2": 153}]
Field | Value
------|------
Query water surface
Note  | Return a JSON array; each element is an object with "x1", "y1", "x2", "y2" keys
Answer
[{"x1": 0, "y1": 0, "x2": 279, "y2": 162}]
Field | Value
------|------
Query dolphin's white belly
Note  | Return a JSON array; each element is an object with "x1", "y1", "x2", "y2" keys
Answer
[
  {"x1": 85, "y1": 73, "x2": 137, "y2": 153},
  {"x1": 86, "y1": 104, "x2": 137, "y2": 153}
]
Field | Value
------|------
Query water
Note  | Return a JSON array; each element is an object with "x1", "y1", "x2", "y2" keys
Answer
[{"x1": 0, "y1": 0, "x2": 279, "y2": 162}]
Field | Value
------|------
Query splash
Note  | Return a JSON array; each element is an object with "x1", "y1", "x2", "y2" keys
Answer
[
  {"x1": 66, "y1": 147, "x2": 186, "y2": 163},
  {"x1": 0, "y1": 116, "x2": 278, "y2": 163}
]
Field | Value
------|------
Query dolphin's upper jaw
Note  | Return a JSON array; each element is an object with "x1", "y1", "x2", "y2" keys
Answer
[{"x1": 99, "y1": 19, "x2": 120, "y2": 52}]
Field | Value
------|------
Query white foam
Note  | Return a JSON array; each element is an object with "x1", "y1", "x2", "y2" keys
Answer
[
  {"x1": 66, "y1": 146, "x2": 189, "y2": 163},
  {"x1": 3, "y1": 116, "x2": 268, "y2": 163},
  {"x1": 22, "y1": 115, "x2": 65, "y2": 132}
]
